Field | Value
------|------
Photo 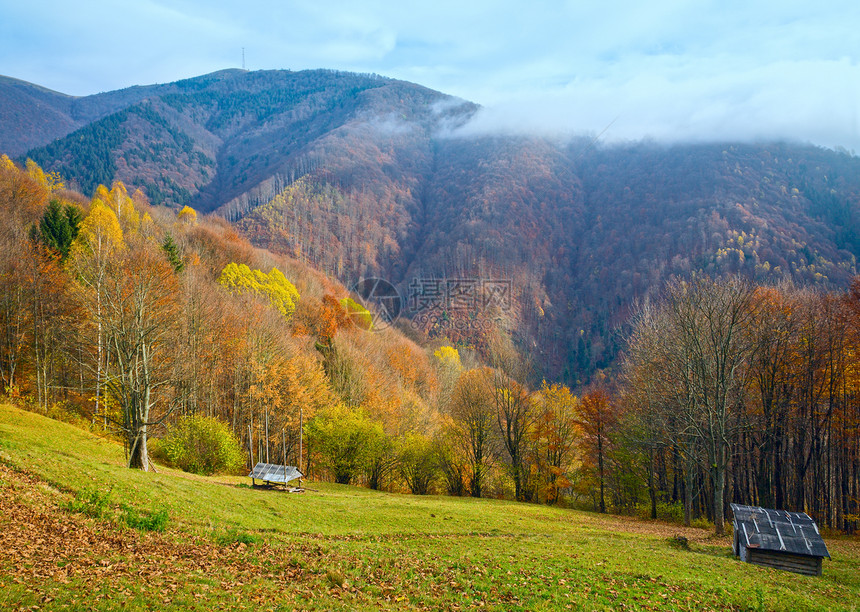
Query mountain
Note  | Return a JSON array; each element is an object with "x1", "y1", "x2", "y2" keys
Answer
[
  {"x1": 11, "y1": 69, "x2": 475, "y2": 210},
  {"x1": 3, "y1": 70, "x2": 859, "y2": 384},
  {"x1": 0, "y1": 74, "x2": 188, "y2": 156}
]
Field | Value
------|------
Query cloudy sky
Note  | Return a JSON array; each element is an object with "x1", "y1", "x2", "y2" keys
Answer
[{"x1": 2, "y1": 0, "x2": 858, "y2": 149}]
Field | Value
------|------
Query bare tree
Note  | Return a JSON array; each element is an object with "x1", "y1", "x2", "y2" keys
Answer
[
  {"x1": 626, "y1": 277, "x2": 757, "y2": 534},
  {"x1": 666, "y1": 276, "x2": 757, "y2": 534},
  {"x1": 486, "y1": 334, "x2": 536, "y2": 501},
  {"x1": 100, "y1": 241, "x2": 181, "y2": 470},
  {"x1": 626, "y1": 298, "x2": 699, "y2": 525},
  {"x1": 746, "y1": 284, "x2": 798, "y2": 509},
  {"x1": 450, "y1": 367, "x2": 497, "y2": 498}
]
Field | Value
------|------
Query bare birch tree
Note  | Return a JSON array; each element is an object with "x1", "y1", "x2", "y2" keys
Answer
[{"x1": 100, "y1": 241, "x2": 180, "y2": 469}]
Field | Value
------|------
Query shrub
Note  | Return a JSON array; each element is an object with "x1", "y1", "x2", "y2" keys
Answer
[
  {"x1": 62, "y1": 487, "x2": 112, "y2": 518},
  {"x1": 153, "y1": 415, "x2": 244, "y2": 475},
  {"x1": 122, "y1": 504, "x2": 169, "y2": 532},
  {"x1": 398, "y1": 433, "x2": 437, "y2": 494},
  {"x1": 305, "y1": 404, "x2": 385, "y2": 484},
  {"x1": 215, "y1": 527, "x2": 260, "y2": 546},
  {"x1": 691, "y1": 517, "x2": 712, "y2": 530},
  {"x1": 636, "y1": 501, "x2": 686, "y2": 523},
  {"x1": 667, "y1": 535, "x2": 690, "y2": 550}
]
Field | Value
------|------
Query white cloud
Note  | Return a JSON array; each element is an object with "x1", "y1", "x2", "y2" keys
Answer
[{"x1": 1, "y1": 0, "x2": 857, "y2": 149}]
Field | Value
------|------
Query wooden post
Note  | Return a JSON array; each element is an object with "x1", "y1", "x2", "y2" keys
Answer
[
  {"x1": 265, "y1": 407, "x2": 270, "y2": 463},
  {"x1": 299, "y1": 406, "x2": 303, "y2": 480},
  {"x1": 248, "y1": 423, "x2": 255, "y2": 485},
  {"x1": 282, "y1": 429, "x2": 287, "y2": 482}
]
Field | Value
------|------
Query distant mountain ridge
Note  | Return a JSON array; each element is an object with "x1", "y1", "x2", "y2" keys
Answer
[
  {"x1": 3, "y1": 70, "x2": 859, "y2": 384},
  {"x1": 0, "y1": 73, "x2": 193, "y2": 156},
  {"x1": 5, "y1": 69, "x2": 474, "y2": 210}
]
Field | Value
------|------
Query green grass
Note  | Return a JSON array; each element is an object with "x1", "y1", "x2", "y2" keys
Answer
[{"x1": 1, "y1": 403, "x2": 858, "y2": 611}]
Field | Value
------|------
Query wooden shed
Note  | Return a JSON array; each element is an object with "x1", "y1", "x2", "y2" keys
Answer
[
  {"x1": 730, "y1": 504, "x2": 830, "y2": 576},
  {"x1": 249, "y1": 462, "x2": 303, "y2": 490}
]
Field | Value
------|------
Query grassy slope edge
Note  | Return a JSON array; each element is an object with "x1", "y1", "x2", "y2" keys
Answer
[{"x1": 1, "y1": 404, "x2": 857, "y2": 611}]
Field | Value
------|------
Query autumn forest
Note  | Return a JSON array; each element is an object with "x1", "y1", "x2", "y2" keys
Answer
[
  {"x1": 1, "y1": 69, "x2": 860, "y2": 539},
  {"x1": 2, "y1": 150, "x2": 859, "y2": 538}
]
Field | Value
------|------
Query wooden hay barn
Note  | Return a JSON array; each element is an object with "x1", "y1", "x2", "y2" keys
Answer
[
  {"x1": 249, "y1": 462, "x2": 303, "y2": 489},
  {"x1": 731, "y1": 504, "x2": 830, "y2": 576}
]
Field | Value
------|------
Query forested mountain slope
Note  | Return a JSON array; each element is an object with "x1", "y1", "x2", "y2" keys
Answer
[
  {"x1": 0, "y1": 74, "x2": 190, "y2": 156},
  {"x1": 3, "y1": 70, "x2": 859, "y2": 383},
  {"x1": 12, "y1": 69, "x2": 474, "y2": 212},
  {"x1": 2, "y1": 92, "x2": 860, "y2": 540}
]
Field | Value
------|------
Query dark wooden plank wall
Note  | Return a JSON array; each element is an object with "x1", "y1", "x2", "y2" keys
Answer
[{"x1": 747, "y1": 549, "x2": 823, "y2": 576}]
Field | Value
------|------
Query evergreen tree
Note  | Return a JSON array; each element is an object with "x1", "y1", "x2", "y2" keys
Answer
[
  {"x1": 65, "y1": 205, "x2": 83, "y2": 243},
  {"x1": 162, "y1": 233, "x2": 184, "y2": 273},
  {"x1": 36, "y1": 199, "x2": 82, "y2": 261}
]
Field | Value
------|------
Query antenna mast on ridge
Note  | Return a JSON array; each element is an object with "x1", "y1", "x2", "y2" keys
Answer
[{"x1": 242, "y1": 47, "x2": 246, "y2": 70}]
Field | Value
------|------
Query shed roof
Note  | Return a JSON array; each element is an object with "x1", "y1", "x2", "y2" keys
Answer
[
  {"x1": 249, "y1": 462, "x2": 303, "y2": 484},
  {"x1": 731, "y1": 504, "x2": 830, "y2": 559}
]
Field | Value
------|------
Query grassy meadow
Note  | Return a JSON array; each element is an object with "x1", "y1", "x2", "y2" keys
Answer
[{"x1": 0, "y1": 404, "x2": 858, "y2": 611}]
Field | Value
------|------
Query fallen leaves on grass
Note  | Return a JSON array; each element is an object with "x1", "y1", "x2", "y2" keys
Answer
[{"x1": 0, "y1": 464, "x2": 303, "y2": 609}]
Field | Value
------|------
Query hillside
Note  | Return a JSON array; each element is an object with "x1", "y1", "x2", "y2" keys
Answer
[
  {"x1": 237, "y1": 137, "x2": 860, "y2": 382},
  {"x1": 0, "y1": 154, "x2": 458, "y2": 486},
  {"x1": 14, "y1": 69, "x2": 475, "y2": 211},
  {"x1": 2, "y1": 404, "x2": 859, "y2": 611},
  {"x1": 0, "y1": 76, "x2": 78, "y2": 156},
  {"x1": 0, "y1": 74, "x2": 184, "y2": 157},
  {"x1": 3, "y1": 70, "x2": 859, "y2": 383}
]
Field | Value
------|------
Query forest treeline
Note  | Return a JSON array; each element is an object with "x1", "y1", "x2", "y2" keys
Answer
[
  {"x1": 0, "y1": 156, "x2": 587, "y2": 504},
  {"x1": 622, "y1": 276, "x2": 860, "y2": 534},
  {"x1": 1, "y1": 156, "x2": 858, "y2": 534},
  {"x1": 236, "y1": 139, "x2": 860, "y2": 389},
  {"x1": 8, "y1": 69, "x2": 859, "y2": 389}
]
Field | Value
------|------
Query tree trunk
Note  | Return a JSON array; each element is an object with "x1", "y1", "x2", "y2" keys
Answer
[
  {"x1": 512, "y1": 457, "x2": 523, "y2": 501},
  {"x1": 683, "y1": 465, "x2": 693, "y2": 527},
  {"x1": 598, "y1": 426, "x2": 606, "y2": 513},
  {"x1": 128, "y1": 428, "x2": 149, "y2": 470},
  {"x1": 648, "y1": 448, "x2": 657, "y2": 519},
  {"x1": 471, "y1": 463, "x2": 483, "y2": 498},
  {"x1": 713, "y1": 465, "x2": 726, "y2": 535}
]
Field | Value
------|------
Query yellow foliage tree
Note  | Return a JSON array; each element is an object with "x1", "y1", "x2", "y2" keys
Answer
[
  {"x1": 177, "y1": 205, "x2": 198, "y2": 224},
  {"x1": 434, "y1": 345, "x2": 463, "y2": 411},
  {"x1": 25, "y1": 159, "x2": 64, "y2": 193},
  {"x1": 434, "y1": 346, "x2": 462, "y2": 370},
  {"x1": 217, "y1": 262, "x2": 300, "y2": 319},
  {"x1": 94, "y1": 184, "x2": 110, "y2": 202},
  {"x1": 73, "y1": 200, "x2": 125, "y2": 257},
  {"x1": 69, "y1": 199, "x2": 125, "y2": 427},
  {"x1": 92, "y1": 181, "x2": 139, "y2": 234},
  {"x1": 531, "y1": 382, "x2": 579, "y2": 504}
]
